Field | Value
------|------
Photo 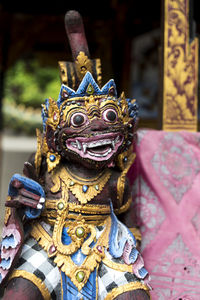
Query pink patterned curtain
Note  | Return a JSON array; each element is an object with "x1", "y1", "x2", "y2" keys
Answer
[{"x1": 130, "y1": 129, "x2": 200, "y2": 299}]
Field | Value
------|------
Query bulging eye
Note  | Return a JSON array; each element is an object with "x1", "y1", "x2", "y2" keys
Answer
[
  {"x1": 71, "y1": 112, "x2": 88, "y2": 127},
  {"x1": 103, "y1": 108, "x2": 118, "y2": 122}
]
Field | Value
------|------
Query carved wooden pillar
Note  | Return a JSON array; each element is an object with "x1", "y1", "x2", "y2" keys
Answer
[{"x1": 161, "y1": 0, "x2": 198, "y2": 131}]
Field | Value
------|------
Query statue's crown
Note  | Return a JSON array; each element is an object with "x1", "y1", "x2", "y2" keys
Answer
[
  {"x1": 57, "y1": 72, "x2": 117, "y2": 107},
  {"x1": 42, "y1": 72, "x2": 138, "y2": 131}
]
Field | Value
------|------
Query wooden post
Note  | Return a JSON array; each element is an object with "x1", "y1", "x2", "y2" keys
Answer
[{"x1": 161, "y1": 0, "x2": 198, "y2": 131}]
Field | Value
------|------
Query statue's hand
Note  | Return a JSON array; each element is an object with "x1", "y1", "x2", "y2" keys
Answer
[{"x1": 5, "y1": 174, "x2": 45, "y2": 219}]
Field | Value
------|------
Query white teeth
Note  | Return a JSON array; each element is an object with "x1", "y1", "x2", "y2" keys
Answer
[
  {"x1": 111, "y1": 141, "x2": 115, "y2": 149},
  {"x1": 88, "y1": 148, "x2": 112, "y2": 157},
  {"x1": 76, "y1": 140, "x2": 82, "y2": 150},
  {"x1": 115, "y1": 136, "x2": 120, "y2": 143},
  {"x1": 69, "y1": 135, "x2": 122, "y2": 155},
  {"x1": 83, "y1": 144, "x2": 87, "y2": 153},
  {"x1": 71, "y1": 141, "x2": 77, "y2": 148},
  {"x1": 88, "y1": 139, "x2": 110, "y2": 148}
]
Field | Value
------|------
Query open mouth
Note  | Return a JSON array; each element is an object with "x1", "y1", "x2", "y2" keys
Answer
[{"x1": 65, "y1": 133, "x2": 124, "y2": 161}]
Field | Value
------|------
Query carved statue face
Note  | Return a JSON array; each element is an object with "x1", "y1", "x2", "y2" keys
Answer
[{"x1": 42, "y1": 72, "x2": 138, "y2": 169}]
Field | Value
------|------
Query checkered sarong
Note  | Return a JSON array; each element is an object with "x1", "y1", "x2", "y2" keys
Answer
[
  {"x1": 10, "y1": 223, "x2": 148, "y2": 299},
  {"x1": 14, "y1": 238, "x2": 61, "y2": 299}
]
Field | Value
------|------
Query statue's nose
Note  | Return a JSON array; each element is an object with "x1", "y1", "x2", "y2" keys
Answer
[{"x1": 90, "y1": 119, "x2": 109, "y2": 131}]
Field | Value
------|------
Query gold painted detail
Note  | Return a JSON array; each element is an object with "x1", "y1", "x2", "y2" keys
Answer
[
  {"x1": 162, "y1": 0, "x2": 199, "y2": 131},
  {"x1": 103, "y1": 257, "x2": 133, "y2": 273},
  {"x1": 9, "y1": 270, "x2": 51, "y2": 300},
  {"x1": 58, "y1": 61, "x2": 68, "y2": 84},
  {"x1": 42, "y1": 196, "x2": 131, "y2": 224},
  {"x1": 129, "y1": 227, "x2": 142, "y2": 242},
  {"x1": 31, "y1": 216, "x2": 111, "y2": 291},
  {"x1": 117, "y1": 152, "x2": 136, "y2": 206},
  {"x1": 104, "y1": 281, "x2": 150, "y2": 300},
  {"x1": 4, "y1": 207, "x2": 11, "y2": 226},
  {"x1": 114, "y1": 196, "x2": 132, "y2": 215},
  {"x1": 45, "y1": 200, "x2": 111, "y2": 215},
  {"x1": 59, "y1": 53, "x2": 102, "y2": 87},
  {"x1": 46, "y1": 152, "x2": 61, "y2": 173},
  {"x1": 51, "y1": 166, "x2": 111, "y2": 204},
  {"x1": 35, "y1": 129, "x2": 42, "y2": 177},
  {"x1": 75, "y1": 52, "x2": 92, "y2": 80},
  {"x1": 52, "y1": 211, "x2": 97, "y2": 256},
  {"x1": 95, "y1": 58, "x2": 102, "y2": 87},
  {"x1": 45, "y1": 97, "x2": 60, "y2": 130}
]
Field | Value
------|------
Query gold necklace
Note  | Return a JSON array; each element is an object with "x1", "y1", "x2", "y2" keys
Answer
[{"x1": 51, "y1": 166, "x2": 112, "y2": 204}]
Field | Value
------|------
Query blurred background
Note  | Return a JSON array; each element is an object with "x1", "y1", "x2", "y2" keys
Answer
[{"x1": 0, "y1": 0, "x2": 199, "y2": 230}]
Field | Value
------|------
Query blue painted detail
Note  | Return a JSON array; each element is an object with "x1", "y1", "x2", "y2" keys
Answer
[
  {"x1": 127, "y1": 99, "x2": 139, "y2": 122},
  {"x1": 41, "y1": 98, "x2": 50, "y2": 131},
  {"x1": 101, "y1": 79, "x2": 117, "y2": 97},
  {"x1": 8, "y1": 174, "x2": 45, "y2": 219},
  {"x1": 109, "y1": 202, "x2": 127, "y2": 258},
  {"x1": 71, "y1": 249, "x2": 86, "y2": 266},
  {"x1": 129, "y1": 247, "x2": 139, "y2": 264},
  {"x1": 62, "y1": 227, "x2": 72, "y2": 245},
  {"x1": 76, "y1": 72, "x2": 101, "y2": 95},
  {"x1": 62, "y1": 227, "x2": 94, "y2": 266},
  {"x1": 108, "y1": 201, "x2": 137, "y2": 258},
  {"x1": 25, "y1": 208, "x2": 41, "y2": 219},
  {"x1": 126, "y1": 227, "x2": 137, "y2": 247},
  {"x1": 82, "y1": 185, "x2": 88, "y2": 193},
  {"x1": 1, "y1": 235, "x2": 16, "y2": 249},
  {"x1": 42, "y1": 71, "x2": 139, "y2": 132},
  {"x1": 57, "y1": 84, "x2": 76, "y2": 107},
  {"x1": 138, "y1": 267, "x2": 148, "y2": 279},
  {"x1": 49, "y1": 154, "x2": 56, "y2": 162},
  {"x1": 61, "y1": 269, "x2": 97, "y2": 300},
  {"x1": 0, "y1": 258, "x2": 11, "y2": 270},
  {"x1": 56, "y1": 72, "x2": 118, "y2": 108},
  {"x1": 123, "y1": 157, "x2": 128, "y2": 162},
  {"x1": 0, "y1": 273, "x2": 2, "y2": 283}
]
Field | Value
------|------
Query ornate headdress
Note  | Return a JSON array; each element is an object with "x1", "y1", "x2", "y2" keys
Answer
[
  {"x1": 36, "y1": 11, "x2": 139, "y2": 174},
  {"x1": 41, "y1": 71, "x2": 138, "y2": 131}
]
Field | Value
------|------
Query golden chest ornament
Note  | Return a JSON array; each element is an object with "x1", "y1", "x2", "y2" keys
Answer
[
  {"x1": 31, "y1": 205, "x2": 111, "y2": 291},
  {"x1": 50, "y1": 166, "x2": 112, "y2": 204}
]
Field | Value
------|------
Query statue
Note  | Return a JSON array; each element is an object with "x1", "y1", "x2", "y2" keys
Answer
[{"x1": 0, "y1": 11, "x2": 150, "y2": 300}]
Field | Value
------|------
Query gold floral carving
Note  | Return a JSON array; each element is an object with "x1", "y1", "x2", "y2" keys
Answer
[
  {"x1": 45, "y1": 97, "x2": 60, "y2": 130},
  {"x1": 50, "y1": 166, "x2": 111, "y2": 204},
  {"x1": 31, "y1": 216, "x2": 111, "y2": 291},
  {"x1": 58, "y1": 61, "x2": 68, "y2": 84},
  {"x1": 58, "y1": 53, "x2": 102, "y2": 88},
  {"x1": 163, "y1": 0, "x2": 198, "y2": 131},
  {"x1": 75, "y1": 51, "x2": 93, "y2": 78},
  {"x1": 95, "y1": 58, "x2": 102, "y2": 87},
  {"x1": 52, "y1": 211, "x2": 97, "y2": 255}
]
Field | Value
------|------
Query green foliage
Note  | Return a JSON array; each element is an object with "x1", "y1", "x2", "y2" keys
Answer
[
  {"x1": 3, "y1": 58, "x2": 61, "y2": 135},
  {"x1": 4, "y1": 59, "x2": 61, "y2": 108}
]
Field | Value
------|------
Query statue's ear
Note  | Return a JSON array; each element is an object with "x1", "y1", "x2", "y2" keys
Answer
[{"x1": 46, "y1": 124, "x2": 56, "y2": 152}]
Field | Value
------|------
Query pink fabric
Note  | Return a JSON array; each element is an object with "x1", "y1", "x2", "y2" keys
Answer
[{"x1": 130, "y1": 129, "x2": 200, "y2": 299}]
